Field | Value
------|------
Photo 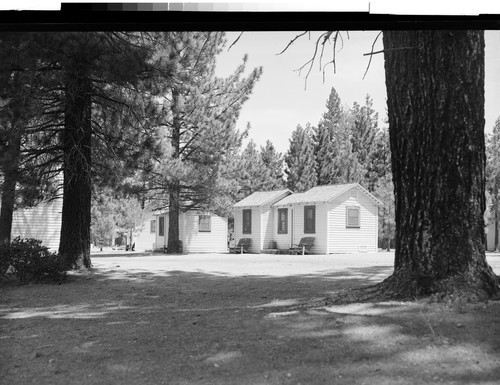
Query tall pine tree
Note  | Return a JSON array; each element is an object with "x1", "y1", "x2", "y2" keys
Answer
[
  {"x1": 259, "y1": 140, "x2": 285, "y2": 190},
  {"x1": 314, "y1": 87, "x2": 344, "y2": 185},
  {"x1": 285, "y1": 124, "x2": 317, "y2": 192},
  {"x1": 151, "y1": 32, "x2": 262, "y2": 253}
]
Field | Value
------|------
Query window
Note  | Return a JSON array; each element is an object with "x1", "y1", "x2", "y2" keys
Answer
[
  {"x1": 150, "y1": 220, "x2": 156, "y2": 233},
  {"x1": 304, "y1": 206, "x2": 315, "y2": 234},
  {"x1": 158, "y1": 216, "x2": 165, "y2": 236},
  {"x1": 277, "y1": 208, "x2": 288, "y2": 234},
  {"x1": 347, "y1": 207, "x2": 360, "y2": 228},
  {"x1": 199, "y1": 215, "x2": 211, "y2": 232},
  {"x1": 243, "y1": 209, "x2": 252, "y2": 234}
]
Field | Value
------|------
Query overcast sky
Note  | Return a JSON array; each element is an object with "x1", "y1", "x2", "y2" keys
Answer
[{"x1": 216, "y1": 30, "x2": 500, "y2": 155}]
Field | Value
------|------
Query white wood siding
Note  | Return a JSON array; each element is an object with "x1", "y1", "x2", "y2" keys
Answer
[
  {"x1": 134, "y1": 211, "x2": 156, "y2": 251},
  {"x1": 261, "y1": 204, "x2": 275, "y2": 250},
  {"x1": 328, "y1": 189, "x2": 378, "y2": 253},
  {"x1": 11, "y1": 198, "x2": 63, "y2": 251},
  {"x1": 290, "y1": 203, "x2": 328, "y2": 254},
  {"x1": 233, "y1": 207, "x2": 261, "y2": 253},
  {"x1": 180, "y1": 211, "x2": 228, "y2": 253}
]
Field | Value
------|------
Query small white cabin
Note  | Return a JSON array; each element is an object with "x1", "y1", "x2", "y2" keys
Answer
[
  {"x1": 232, "y1": 184, "x2": 381, "y2": 254},
  {"x1": 154, "y1": 210, "x2": 228, "y2": 253},
  {"x1": 232, "y1": 189, "x2": 292, "y2": 253}
]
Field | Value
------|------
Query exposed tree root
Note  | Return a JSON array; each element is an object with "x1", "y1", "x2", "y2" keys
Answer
[
  {"x1": 288, "y1": 269, "x2": 500, "y2": 311},
  {"x1": 312, "y1": 270, "x2": 500, "y2": 307}
]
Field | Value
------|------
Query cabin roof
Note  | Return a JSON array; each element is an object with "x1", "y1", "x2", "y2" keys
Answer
[
  {"x1": 233, "y1": 189, "x2": 292, "y2": 207},
  {"x1": 273, "y1": 183, "x2": 382, "y2": 206}
]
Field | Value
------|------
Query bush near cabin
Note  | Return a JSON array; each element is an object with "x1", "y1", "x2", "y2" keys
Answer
[{"x1": 0, "y1": 237, "x2": 68, "y2": 283}]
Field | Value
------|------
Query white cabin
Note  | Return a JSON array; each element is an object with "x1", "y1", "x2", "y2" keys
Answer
[
  {"x1": 232, "y1": 189, "x2": 292, "y2": 253},
  {"x1": 232, "y1": 184, "x2": 381, "y2": 254},
  {"x1": 154, "y1": 210, "x2": 228, "y2": 253}
]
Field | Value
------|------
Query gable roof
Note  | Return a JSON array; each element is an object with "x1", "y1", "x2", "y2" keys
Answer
[
  {"x1": 273, "y1": 183, "x2": 382, "y2": 206},
  {"x1": 233, "y1": 189, "x2": 292, "y2": 208}
]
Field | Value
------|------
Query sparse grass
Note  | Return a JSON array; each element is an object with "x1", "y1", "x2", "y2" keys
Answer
[{"x1": 1, "y1": 252, "x2": 499, "y2": 385}]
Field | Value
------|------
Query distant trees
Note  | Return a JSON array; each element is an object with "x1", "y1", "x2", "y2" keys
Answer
[
  {"x1": 486, "y1": 117, "x2": 500, "y2": 251},
  {"x1": 284, "y1": 124, "x2": 317, "y2": 192}
]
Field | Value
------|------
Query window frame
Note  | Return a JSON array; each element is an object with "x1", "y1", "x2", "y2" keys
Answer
[
  {"x1": 304, "y1": 205, "x2": 316, "y2": 234},
  {"x1": 198, "y1": 214, "x2": 211, "y2": 232},
  {"x1": 277, "y1": 208, "x2": 288, "y2": 234},
  {"x1": 346, "y1": 206, "x2": 361, "y2": 228},
  {"x1": 150, "y1": 219, "x2": 156, "y2": 233},
  {"x1": 158, "y1": 216, "x2": 165, "y2": 236},
  {"x1": 242, "y1": 209, "x2": 252, "y2": 234}
]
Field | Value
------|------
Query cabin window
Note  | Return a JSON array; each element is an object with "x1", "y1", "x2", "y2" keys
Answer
[
  {"x1": 158, "y1": 216, "x2": 165, "y2": 236},
  {"x1": 346, "y1": 206, "x2": 360, "y2": 228},
  {"x1": 150, "y1": 220, "x2": 156, "y2": 233},
  {"x1": 277, "y1": 208, "x2": 288, "y2": 234},
  {"x1": 199, "y1": 215, "x2": 211, "y2": 232},
  {"x1": 304, "y1": 206, "x2": 316, "y2": 234},
  {"x1": 243, "y1": 209, "x2": 252, "y2": 234}
]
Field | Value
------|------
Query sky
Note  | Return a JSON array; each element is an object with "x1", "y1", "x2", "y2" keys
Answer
[{"x1": 215, "y1": 30, "x2": 500, "y2": 155}]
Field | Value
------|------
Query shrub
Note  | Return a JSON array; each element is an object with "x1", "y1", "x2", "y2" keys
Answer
[{"x1": 0, "y1": 237, "x2": 68, "y2": 283}]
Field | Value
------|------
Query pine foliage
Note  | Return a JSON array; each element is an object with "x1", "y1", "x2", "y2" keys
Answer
[{"x1": 285, "y1": 124, "x2": 317, "y2": 192}]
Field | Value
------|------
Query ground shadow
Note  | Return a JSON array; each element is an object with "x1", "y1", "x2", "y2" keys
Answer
[{"x1": 1, "y1": 265, "x2": 500, "y2": 385}]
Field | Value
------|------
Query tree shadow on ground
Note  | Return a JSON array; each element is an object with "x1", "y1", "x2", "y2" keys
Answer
[{"x1": 1, "y1": 265, "x2": 500, "y2": 385}]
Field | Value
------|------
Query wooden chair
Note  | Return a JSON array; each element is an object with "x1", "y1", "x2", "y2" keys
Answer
[
  {"x1": 289, "y1": 237, "x2": 315, "y2": 255},
  {"x1": 229, "y1": 238, "x2": 252, "y2": 254}
]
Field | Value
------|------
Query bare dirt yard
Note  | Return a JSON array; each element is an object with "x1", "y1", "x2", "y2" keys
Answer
[{"x1": 1, "y1": 251, "x2": 500, "y2": 385}]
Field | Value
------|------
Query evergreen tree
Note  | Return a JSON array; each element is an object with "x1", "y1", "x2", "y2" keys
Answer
[
  {"x1": 0, "y1": 32, "x2": 61, "y2": 246},
  {"x1": 285, "y1": 124, "x2": 317, "y2": 192},
  {"x1": 236, "y1": 139, "x2": 266, "y2": 197},
  {"x1": 151, "y1": 32, "x2": 262, "y2": 253},
  {"x1": 0, "y1": 32, "x2": 159, "y2": 267},
  {"x1": 314, "y1": 87, "x2": 344, "y2": 185},
  {"x1": 259, "y1": 140, "x2": 285, "y2": 190},
  {"x1": 350, "y1": 95, "x2": 379, "y2": 189},
  {"x1": 381, "y1": 30, "x2": 499, "y2": 299},
  {"x1": 486, "y1": 117, "x2": 500, "y2": 251}
]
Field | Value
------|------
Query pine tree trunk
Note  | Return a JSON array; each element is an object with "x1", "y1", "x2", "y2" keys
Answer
[
  {"x1": 0, "y1": 75, "x2": 23, "y2": 247},
  {"x1": 58, "y1": 63, "x2": 92, "y2": 269},
  {"x1": 167, "y1": 88, "x2": 182, "y2": 254},
  {"x1": 0, "y1": 133, "x2": 21, "y2": 246},
  {"x1": 380, "y1": 30, "x2": 499, "y2": 300}
]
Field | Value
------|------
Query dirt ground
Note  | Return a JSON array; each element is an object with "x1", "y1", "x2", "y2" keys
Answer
[{"x1": 1, "y1": 251, "x2": 500, "y2": 385}]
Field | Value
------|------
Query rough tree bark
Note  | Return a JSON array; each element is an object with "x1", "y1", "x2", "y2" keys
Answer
[
  {"x1": 167, "y1": 88, "x2": 182, "y2": 254},
  {"x1": 58, "y1": 61, "x2": 92, "y2": 268},
  {"x1": 379, "y1": 30, "x2": 499, "y2": 300},
  {"x1": 0, "y1": 73, "x2": 22, "y2": 247},
  {"x1": 0, "y1": 128, "x2": 21, "y2": 246}
]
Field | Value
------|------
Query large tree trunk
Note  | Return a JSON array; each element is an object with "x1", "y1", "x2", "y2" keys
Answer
[
  {"x1": 380, "y1": 30, "x2": 499, "y2": 300},
  {"x1": 167, "y1": 88, "x2": 182, "y2": 254},
  {"x1": 58, "y1": 62, "x2": 92, "y2": 269},
  {"x1": 0, "y1": 74, "x2": 23, "y2": 247},
  {"x1": 0, "y1": 131, "x2": 21, "y2": 246}
]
